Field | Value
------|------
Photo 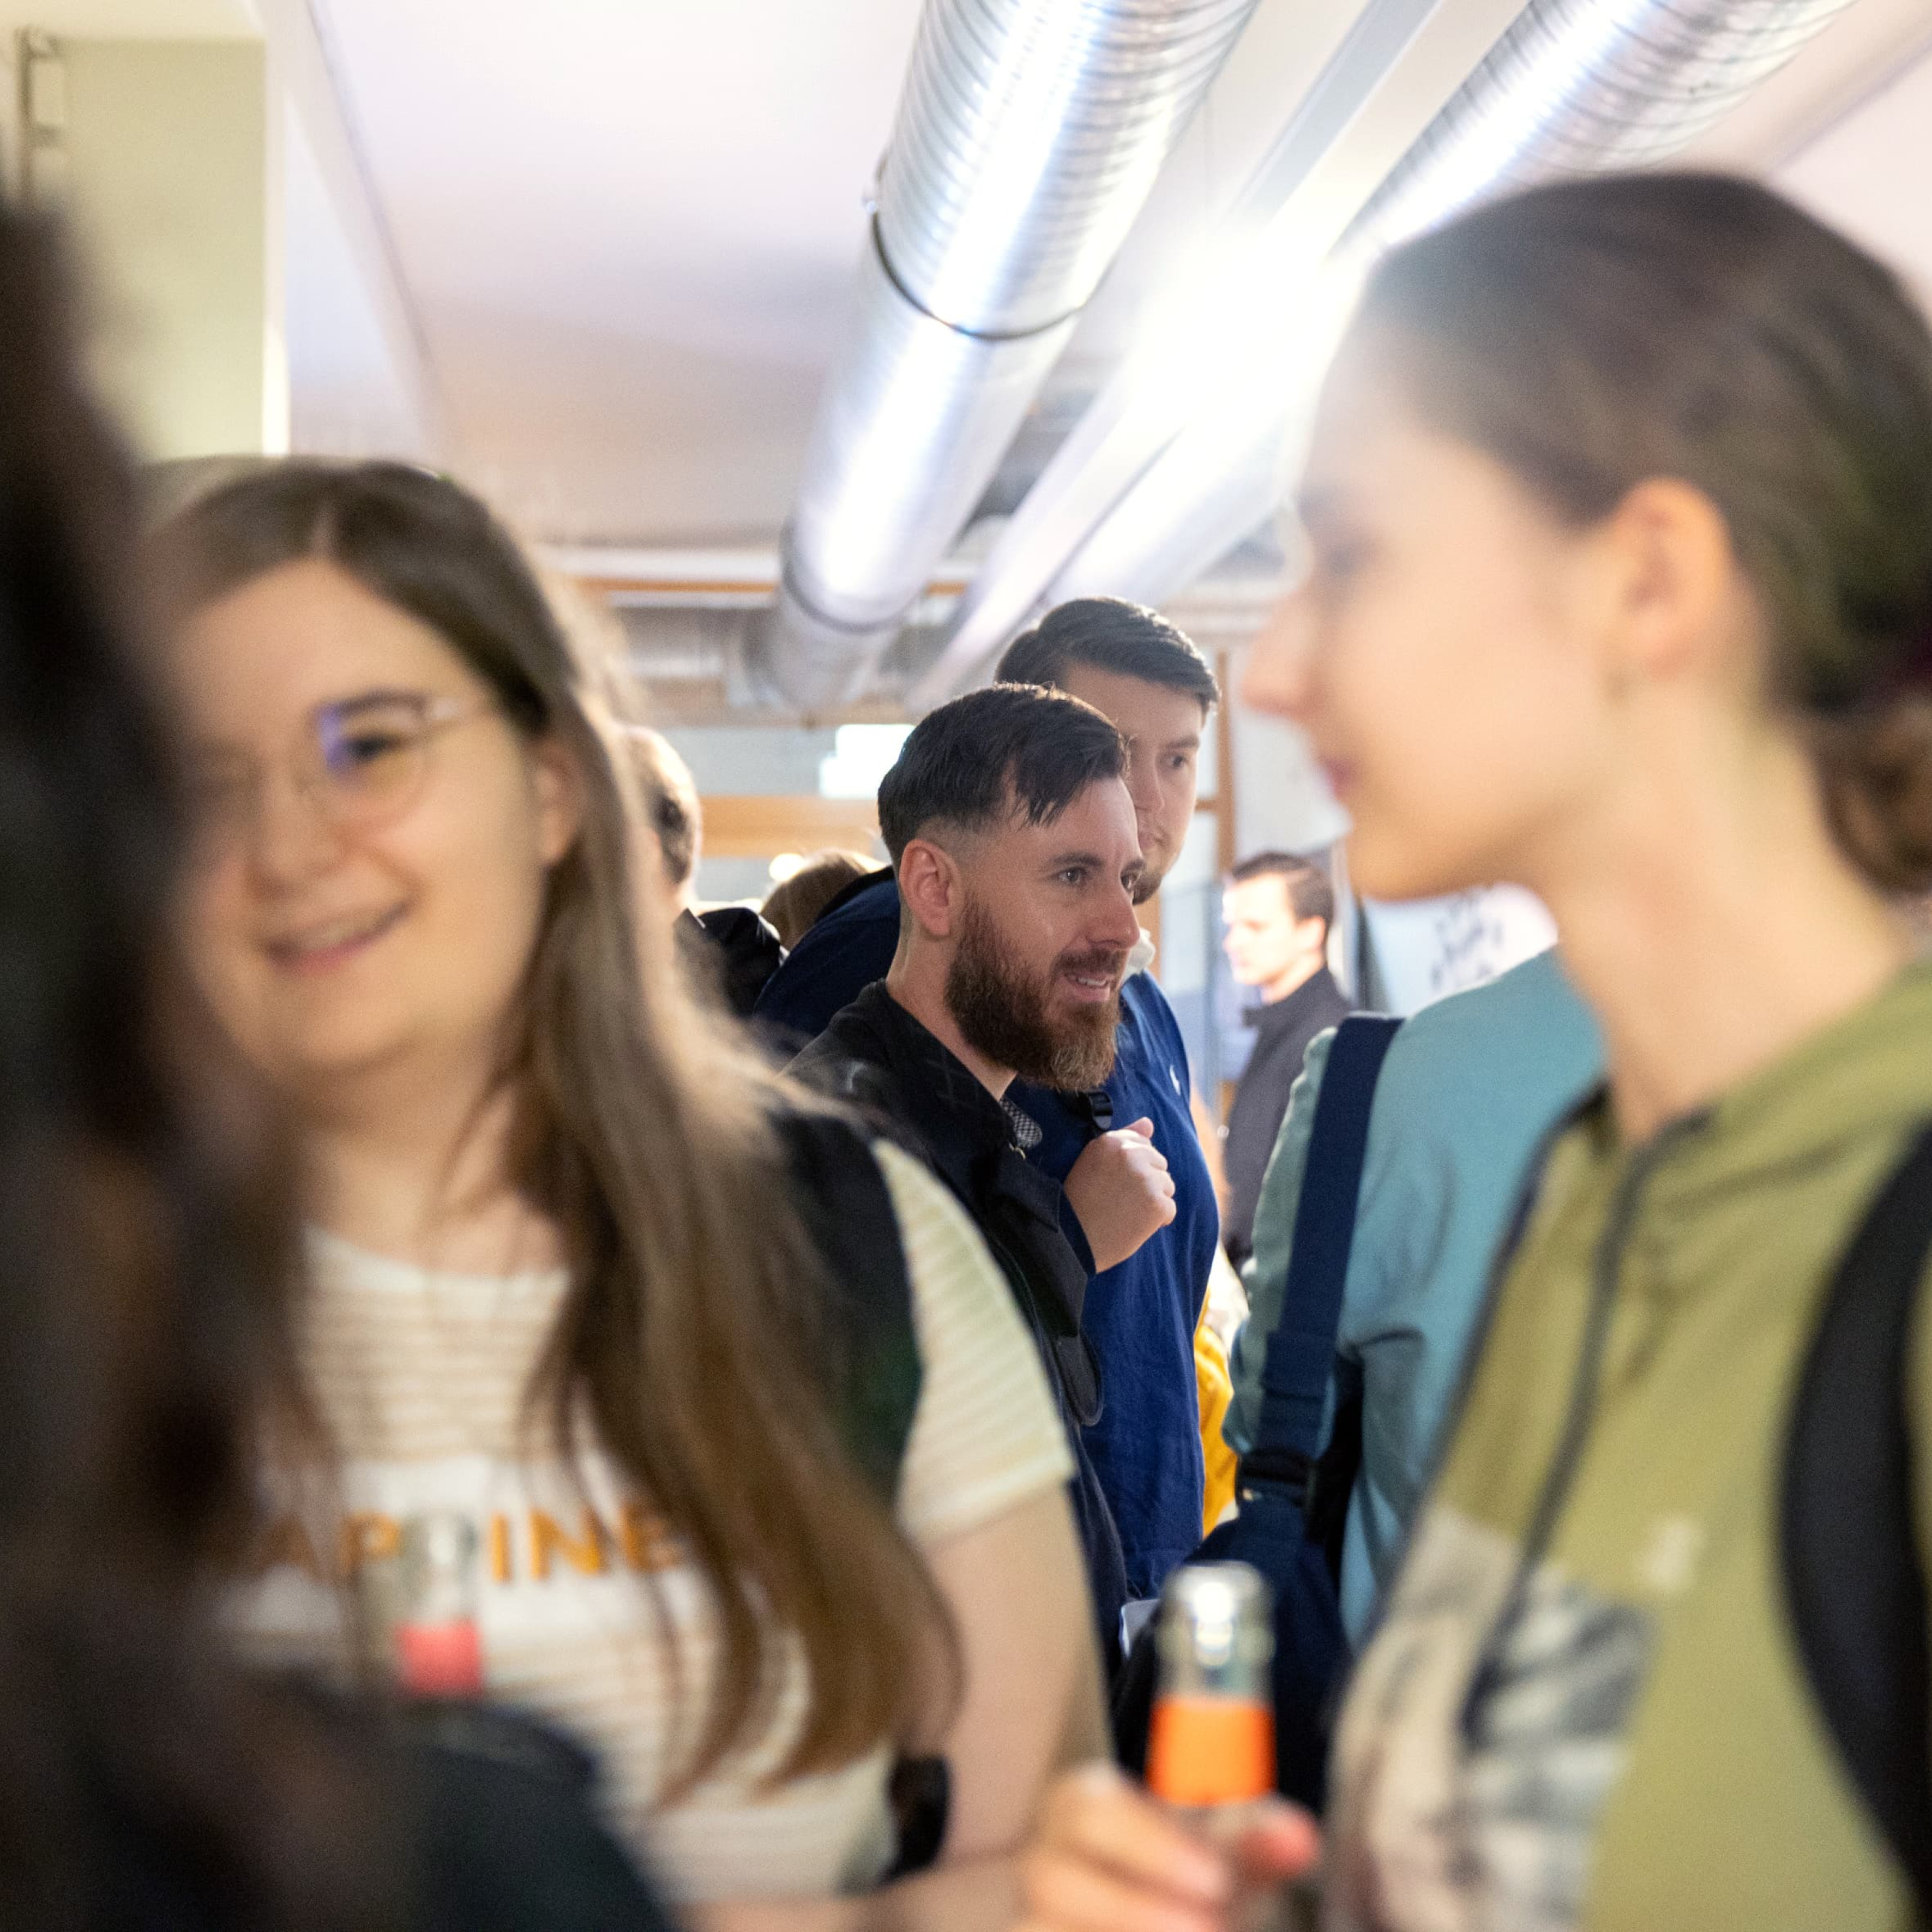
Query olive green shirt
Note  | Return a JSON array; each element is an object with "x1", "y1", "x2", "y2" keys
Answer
[{"x1": 1327, "y1": 962, "x2": 1932, "y2": 1932}]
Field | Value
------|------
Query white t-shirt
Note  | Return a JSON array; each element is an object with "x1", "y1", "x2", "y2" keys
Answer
[{"x1": 233, "y1": 1142, "x2": 1074, "y2": 1902}]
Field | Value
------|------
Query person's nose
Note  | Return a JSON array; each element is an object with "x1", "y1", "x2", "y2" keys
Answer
[
  {"x1": 246, "y1": 767, "x2": 345, "y2": 887},
  {"x1": 1125, "y1": 745, "x2": 1161, "y2": 824},
  {"x1": 1096, "y1": 878, "x2": 1142, "y2": 952},
  {"x1": 1242, "y1": 587, "x2": 1315, "y2": 723}
]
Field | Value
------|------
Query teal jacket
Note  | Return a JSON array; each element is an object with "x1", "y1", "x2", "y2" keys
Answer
[{"x1": 1225, "y1": 948, "x2": 1604, "y2": 1638}]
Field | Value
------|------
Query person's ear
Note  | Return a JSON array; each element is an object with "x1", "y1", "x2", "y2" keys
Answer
[
  {"x1": 530, "y1": 735, "x2": 585, "y2": 868},
  {"x1": 1598, "y1": 478, "x2": 1739, "y2": 694},
  {"x1": 899, "y1": 837, "x2": 962, "y2": 939}
]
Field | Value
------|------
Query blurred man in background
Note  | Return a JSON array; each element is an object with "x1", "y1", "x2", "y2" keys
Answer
[
  {"x1": 625, "y1": 726, "x2": 784, "y2": 1016},
  {"x1": 1219, "y1": 851, "x2": 1352, "y2": 1267}
]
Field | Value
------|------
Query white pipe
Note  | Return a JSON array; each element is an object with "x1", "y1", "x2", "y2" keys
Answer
[
  {"x1": 757, "y1": 0, "x2": 1263, "y2": 708},
  {"x1": 920, "y1": 0, "x2": 1859, "y2": 704}
]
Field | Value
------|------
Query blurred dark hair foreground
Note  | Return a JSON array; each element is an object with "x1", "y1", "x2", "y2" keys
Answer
[
  {"x1": 0, "y1": 202, "x2": 667, "y2": 1928},
  {"x1": 0, "y1": 185, "x2": 377, "y2": 1925}
]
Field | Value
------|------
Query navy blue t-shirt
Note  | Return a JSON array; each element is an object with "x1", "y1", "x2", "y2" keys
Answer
[{"x1": 756, "y1": 877, "x2": 1213, "y2": 1598}]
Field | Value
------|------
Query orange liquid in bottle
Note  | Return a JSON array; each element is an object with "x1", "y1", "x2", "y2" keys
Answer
[{"x1": 1146, "y1": 1693, "x2": 1276, "y2": 1807}]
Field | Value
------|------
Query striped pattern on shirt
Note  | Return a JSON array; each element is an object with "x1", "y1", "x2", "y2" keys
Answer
[{"x1": 232, "y1": 1141, "x2": 1074, "y2": 1902}]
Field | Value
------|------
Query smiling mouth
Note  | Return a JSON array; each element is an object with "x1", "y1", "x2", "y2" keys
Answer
[
  {"x1": 263, "y1": 904, "x2": 407, "y2": 974},
  {"x1": 1060, "y1": 962, "x2": 1122, "y2": 1004}
]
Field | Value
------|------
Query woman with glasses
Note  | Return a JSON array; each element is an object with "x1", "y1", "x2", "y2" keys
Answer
[
  {"x1": 151, "y1": 461, "x2": 1104, "y2": 1923},
  {"x1": 1016, "y1": 173, "x2": 1932, "y2": 1932}
]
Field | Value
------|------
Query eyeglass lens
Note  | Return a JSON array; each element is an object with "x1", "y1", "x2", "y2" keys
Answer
[{"x1": 186, "y1": 693, "x2": 446, "y2": 850}]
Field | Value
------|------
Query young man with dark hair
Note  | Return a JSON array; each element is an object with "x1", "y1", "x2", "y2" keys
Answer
[
  {"x1": 998, "y1": 598, "x2": 1219, "y2": 904},
  {"x1": 792, "y1": 685, "x2": 1178, "y2": 1668},
  {"x1": 759, "y1": 599, "x2": 1223, "y2": 1606},
  {"x1": 1219, "y1": 850, "x2": 1356, "y2": 1266}
]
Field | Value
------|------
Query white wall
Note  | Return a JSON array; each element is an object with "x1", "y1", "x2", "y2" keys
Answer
[{"x1": 55, "y1": 38, "x2": 285, "y2": 459}]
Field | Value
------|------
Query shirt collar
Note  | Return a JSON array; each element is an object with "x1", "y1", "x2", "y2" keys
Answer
[
  {"x1": 1562, "y1": 959, "x2": 1932, "y2": 1211},
  {"x1": 846, "y1": 983, "x2": 1025, "y2": 1175},
  {"x1": 1249, "y1": 965, "x2": 1338, "y2": 1033}
]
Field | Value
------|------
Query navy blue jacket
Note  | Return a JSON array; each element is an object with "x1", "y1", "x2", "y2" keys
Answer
[{"x1": 756, "y1": 877, "x2": 1215, "y2": 1598}]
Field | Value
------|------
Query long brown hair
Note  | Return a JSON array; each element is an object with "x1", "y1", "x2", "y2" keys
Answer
[
  {"x1": 1359, "y1": 171, "x2": 1932, "y2": 894},
  {"x1": 153, "y1": 462, "x2": 952, "y2": 1790}
]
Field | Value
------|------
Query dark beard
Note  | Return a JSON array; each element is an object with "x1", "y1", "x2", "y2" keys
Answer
[{"x1": 946, "y1": 898, "x2": 1122, "y2": 1091}]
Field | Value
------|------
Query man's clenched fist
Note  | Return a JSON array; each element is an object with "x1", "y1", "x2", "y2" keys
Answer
[{"x1": 1063, "y1": 1117, "x2": 1177, "y2": 1273}]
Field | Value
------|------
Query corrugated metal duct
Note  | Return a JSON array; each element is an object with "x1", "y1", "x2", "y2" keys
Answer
[
  {"x1": 920, "y1": 0, "x2": 1861, "y2": 700},
  {"x1": 1347, "y1": 0, "x2": 1859, "y2": 250},
  {"x1": 755, "y1": 0, "x2": 1263, "y2": 709}
]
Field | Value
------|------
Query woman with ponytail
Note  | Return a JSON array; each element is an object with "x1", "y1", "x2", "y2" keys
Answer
[{"x1": 1018, "y1": 171, "x2": 1932, "y2": 1932}]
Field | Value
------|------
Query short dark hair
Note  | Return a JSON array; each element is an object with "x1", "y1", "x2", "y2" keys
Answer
[
  {"x1": 996, "y1": 596, "x2": 1220, "y2": 713},
  {"x1": 1231, "y1": 850, "x2": 1334, "y2": 931},
  {"x1": 880, "y1": 684, "x2": 1126, "y2": 864}
]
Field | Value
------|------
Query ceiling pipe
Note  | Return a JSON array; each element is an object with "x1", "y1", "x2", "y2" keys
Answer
[
  {"x1": 1345, "y1": 0, "x2": 1858, "y2": 252},
  {"x1": 919, "y1": 0, "x2": 1859, "y2": 702},
  {"x1": 752, "y1": 0, "x2": 1263, "y2": 710}
]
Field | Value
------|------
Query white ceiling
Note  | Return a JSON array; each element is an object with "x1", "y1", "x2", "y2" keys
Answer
[
  {"x1": 309, "y1": 0, "x2": 1461, "y2": 546},
  {"x1": 301, "y1": 0, "x2": 1932, "y2": 551},
  {"x1": 1772, "y1": 34, "x2": 1932, "y2": 305},
  {"x1": 33, "y1": 0, "x2": 1932, "y2": 554},
  {"x1": 313, "y1": 0, "x2": 932, "y2": 544}
]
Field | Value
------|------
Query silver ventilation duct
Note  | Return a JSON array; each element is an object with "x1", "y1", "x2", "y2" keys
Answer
[
  {"x1": 1348, "y1": 0, "x2": 1858, "y2": 251},
  {"x1": 922, "y1": 0, "x2": 1860, "y2": 700},
  {"x1": 756, "y1": 0, "x2": 1262, "y2": 708}
]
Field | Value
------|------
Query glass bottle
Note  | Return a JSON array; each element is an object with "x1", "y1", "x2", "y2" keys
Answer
[
  {"x1": 388, "y1": 1510, "x2": 484, "y2": 1697},
  {"x1": 1148, "y1": 1561, "x2": 1276, "y2": 1806},
  {"x1": 1147, "y1": 1562, "x2": 1318, "y2": 1931}
]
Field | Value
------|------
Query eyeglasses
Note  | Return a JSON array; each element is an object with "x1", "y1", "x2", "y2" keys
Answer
[{"x1": 184, "y1": 691, "x2": 499, "y2": 859}]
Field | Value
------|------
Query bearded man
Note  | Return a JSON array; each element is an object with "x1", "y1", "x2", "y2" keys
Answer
[
  {"x1": 762, "y1": 601, "x2": 1223, "y2": 1610},
  {"x1": 792, "y1": 684, "x2": 1176, "y2": 1669}
]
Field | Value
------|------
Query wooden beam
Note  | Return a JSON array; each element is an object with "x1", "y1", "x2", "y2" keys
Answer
[
  {"x1": 1214, "y1": 652, "x2": 1238, "y2": 877},
  {"x1": 578, "y1": 575, "x2": 968, "y2": 602},
  {"x1": 702, "y1": 795, "x2": 880, "y2": 859}
]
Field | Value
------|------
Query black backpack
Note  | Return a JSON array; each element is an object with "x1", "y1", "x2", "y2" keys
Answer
[
  {"x1": 777, "y1": 1109, "x2": 924, "y2": 1498},
  {"x1": 1781, "y1": 1122, "x2": 1932, "y2": 1922},
  {"x1": 398, "y1": 1700, "x2": 680, "y2": 1932},
  {"x1": 774, "y1": 1109, "x2": 947, "y2": 1875}
]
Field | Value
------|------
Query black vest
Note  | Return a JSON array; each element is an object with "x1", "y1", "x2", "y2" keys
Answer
[{"x1": 792, "y1": 984, "x2": 1130, "y2": 1671}]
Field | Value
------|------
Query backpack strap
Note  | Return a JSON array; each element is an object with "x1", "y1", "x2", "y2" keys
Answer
[
  {"x1": 776, "y1": 1109, "x2": 946, "y2": 1875},
  {"x1": 1243, "y1": 1015, "x2": 1401, "y2": 1499},
  {"x1": 774, "y1": 1111, "x2": 923, "y2": 1503},
  {"x1": 1780, "y1": 1123, "x2": 1932, "y2": 1919}
]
